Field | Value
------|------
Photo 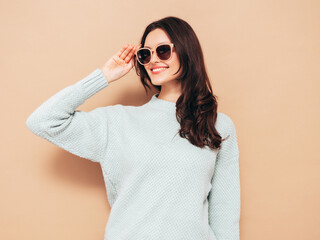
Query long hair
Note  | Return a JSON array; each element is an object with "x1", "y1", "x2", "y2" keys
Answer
[{"x1": 134, "y1": 16, "x2": 227, "y2": 151}]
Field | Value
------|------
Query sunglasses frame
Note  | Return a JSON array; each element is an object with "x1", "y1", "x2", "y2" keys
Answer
[{"x1": 135, "y1": 42, "x2": 175, "y2": 65}]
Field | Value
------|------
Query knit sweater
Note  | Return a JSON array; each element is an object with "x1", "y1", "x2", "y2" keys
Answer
[{"x1": 25, "y1": 68, "x2": 240, "y2": 240}]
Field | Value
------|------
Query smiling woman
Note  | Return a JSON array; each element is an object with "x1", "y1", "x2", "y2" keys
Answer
[{"x1": 26, "y1": 16, "x2": 240, "y2": 240}]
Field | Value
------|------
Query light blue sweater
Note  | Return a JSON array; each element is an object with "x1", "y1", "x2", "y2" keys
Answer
[{"x1": 26, "y1": 68, "x2": 240, "y2": 240}]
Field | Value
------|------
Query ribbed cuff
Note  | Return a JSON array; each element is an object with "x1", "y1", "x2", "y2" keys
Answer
[{"x1": 74, "y1": 68, "x2": 109, "y2": 99}]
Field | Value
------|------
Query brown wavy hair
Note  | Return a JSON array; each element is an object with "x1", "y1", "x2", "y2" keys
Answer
[{"x1": 134, "y1": 16, "x2": 227, "y2": 151}]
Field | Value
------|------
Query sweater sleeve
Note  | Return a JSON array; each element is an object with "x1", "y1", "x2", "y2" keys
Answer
[
  {"x1": 26, "y1": 68, "x2": 110, "y2": 163},
  {"x1": 208, "y1": 114, "x2": 241, "y2": 239}
]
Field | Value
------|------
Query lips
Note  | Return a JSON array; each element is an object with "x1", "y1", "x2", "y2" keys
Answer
[
  {"x1": 150, "y1": 66, "x2": 169, "y2": 73},
  {"x1": 151, "y1": 68, "x2": 168, "y2": 74}
]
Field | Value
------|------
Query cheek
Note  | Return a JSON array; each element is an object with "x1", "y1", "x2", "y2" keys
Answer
[
  {"x1": 169, "y1": 55, "x2": 181, "y2": 77},
  {"x1": 171, "y1": 54, "x2": 180, "y2": 67},
  {"x1": 170, "y1": 58, "x2": 180, "y2": 71}
]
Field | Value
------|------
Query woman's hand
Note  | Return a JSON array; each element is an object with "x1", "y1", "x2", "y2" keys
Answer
[{"x1": 101, "y1": 43, "x2": 141, "y2": 83}]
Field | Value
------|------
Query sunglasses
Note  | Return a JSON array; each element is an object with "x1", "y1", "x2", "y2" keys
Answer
[{"x1": 135, "y1": 43, "x2": 175, "y2": 65}]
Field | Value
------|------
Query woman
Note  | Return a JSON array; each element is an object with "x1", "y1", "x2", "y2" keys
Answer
[{"x1": 26, "y1": 16, "x2": 240, "y2": 240}]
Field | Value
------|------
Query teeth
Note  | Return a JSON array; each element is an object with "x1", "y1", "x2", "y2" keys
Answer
[{"x1": 151, "y1": 67, "x2": 167, "y2": 72}]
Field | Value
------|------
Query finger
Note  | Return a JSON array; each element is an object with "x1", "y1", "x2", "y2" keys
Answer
[
  {"x1": 135, "y1": 43, "x2": 142, "y2": 50},
  {"x1": 112, "y1": 56, "x2": 125, "y2": 65},
  {"x1": 134, "y1": 44, "x2": 142, "y2": 54},
  {"x1": 131, "y1": 44, "x2": 141, "y2": 60},
  {"x1": 127, "y1": 56, "x2": 134, "y2": 68},
  {"x1": 116, "y1": 44, "x2": 129, "y2": 58},
  {"x1": 119, "y1": 45, "x2": 134, "y2": 60},
  {"x1": 124, "y1": 45, "x2": 140, "y2": 63},
  {"x1": 124, "y1": 51, "x2": 134, "y2": 63}
]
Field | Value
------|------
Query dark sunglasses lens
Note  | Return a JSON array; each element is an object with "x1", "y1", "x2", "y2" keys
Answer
[
  {"x1": 156, "y1": 44, "x2": 171, "y2": 60},
  {"x1": 137, "y1": 49, "x2": 151, "y2": 64}
]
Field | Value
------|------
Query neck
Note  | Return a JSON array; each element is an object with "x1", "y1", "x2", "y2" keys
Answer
[
  {"x1": 156, "y1": 92, "x2": 181, "y2": 103},
  {"x1": 146, "y1": 93, "x2": 177, "y2": 112}
]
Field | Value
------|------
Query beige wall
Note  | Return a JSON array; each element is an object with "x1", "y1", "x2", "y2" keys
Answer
[{"x1": 1, "y1": 0, "x2": 320, "y2": 239}]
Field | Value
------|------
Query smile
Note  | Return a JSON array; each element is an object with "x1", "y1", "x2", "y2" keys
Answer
[{"x1": 151, "y1": 67, "x2": 168, "y2": 73}]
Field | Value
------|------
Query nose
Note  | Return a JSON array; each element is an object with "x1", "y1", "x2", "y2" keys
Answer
[{"x1": 149, "y1": 50, "x2": 160, "y2": 63}]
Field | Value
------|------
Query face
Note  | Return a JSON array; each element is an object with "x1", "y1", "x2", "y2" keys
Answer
[{"x1": 143, "y1": 28, "x2": 181, "y2": 86}]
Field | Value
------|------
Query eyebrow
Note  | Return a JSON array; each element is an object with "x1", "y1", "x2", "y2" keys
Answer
[{"x1": 144, "y1": 42, "x2": 169, "y2": 48}]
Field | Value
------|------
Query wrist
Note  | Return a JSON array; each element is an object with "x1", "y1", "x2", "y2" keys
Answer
[{"x1": 101, "y1": 68, "x2": 112, "y2": 84}]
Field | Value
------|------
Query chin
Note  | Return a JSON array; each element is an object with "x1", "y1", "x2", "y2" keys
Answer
[{"x1": 150, "y1": 79, "x2": 164, "y2": 86}]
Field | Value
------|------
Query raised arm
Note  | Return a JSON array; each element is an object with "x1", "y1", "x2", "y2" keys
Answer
[
  {"x1": 208, "y1": 113, "x2": 241, "y2": 239},
  {"x1": 26, "y1": 69, "x2": 110, "y2": 162},
  {"x1": 26, "y1": 44, "x2": 140, "y2": 163}
]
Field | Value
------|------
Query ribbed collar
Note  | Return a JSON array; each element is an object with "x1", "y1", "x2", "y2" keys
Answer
[{"x1": 146, "y1": 93, "x2": 177, "y2": 112}]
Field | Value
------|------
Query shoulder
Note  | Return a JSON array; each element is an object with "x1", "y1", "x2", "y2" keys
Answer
[
  {"x1": 215, "y1": 112, "x2": 237, "y2": 138},
  {"x1": 216, "y1": 112, "x2": 239, "y2": 157}
]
